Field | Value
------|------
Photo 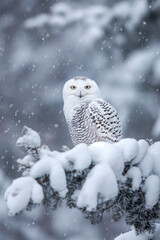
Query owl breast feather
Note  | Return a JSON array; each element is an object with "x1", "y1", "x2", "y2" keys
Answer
[{"x1": 67, "y1": 99, "x2": 122, "y2": 146}]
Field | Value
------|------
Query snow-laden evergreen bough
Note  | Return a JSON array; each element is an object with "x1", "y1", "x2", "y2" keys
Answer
[{"x1": 5, "y1": 126, "x2": 160, "y2": 240}]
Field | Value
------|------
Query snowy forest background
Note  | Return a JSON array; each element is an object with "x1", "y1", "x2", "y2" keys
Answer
[{"x1": 0, "y1": 0, "x2": 160, "y2": 239}]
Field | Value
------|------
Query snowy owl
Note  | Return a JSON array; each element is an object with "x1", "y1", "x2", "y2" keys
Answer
[{"x1": 63, "y1": 76, "x2": 122, "y2": 145}]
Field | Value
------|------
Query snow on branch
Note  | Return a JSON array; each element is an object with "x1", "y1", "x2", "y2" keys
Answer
[
  {"x1": 24, "y1": 1, "x2": 147, "y2": 31},
  {"x1": 24, "y1": 1, "x2": 148, "y2": 45},
  {"x1": 4, "y1": 126, "x2": 160, "y2": 239},
  {"x1": 115, "y1": 223, "x2": 160, "y2": 240}
]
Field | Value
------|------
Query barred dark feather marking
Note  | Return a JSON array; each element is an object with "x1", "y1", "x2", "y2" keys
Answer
[{"x1": 67, "y1": 99, "x2": 122, "y2": 145}]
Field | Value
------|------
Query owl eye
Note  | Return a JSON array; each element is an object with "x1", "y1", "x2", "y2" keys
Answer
[
  {"x1": 84, "y1": 85, "x2": 91, "y2": 89},
  {"x1": 70, "y1": 85, "x2": 77, "y2": 90}
]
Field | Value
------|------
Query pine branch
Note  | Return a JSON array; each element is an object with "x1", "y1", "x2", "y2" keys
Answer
[{"x1": 4, "y1": 126, "x2": 160, "y2": 240}]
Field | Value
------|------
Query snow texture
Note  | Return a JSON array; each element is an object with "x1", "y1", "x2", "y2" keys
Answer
[
  {"x1": 24, "y1": 1, "x2": 148, "y2": 46},
  {"x1": 30, "y1": 143, "x2": 92, "y2": 198},
  {"x1": 127, "y1": 167, "x2": 141, "y2": 190},
  {"x1": 115, "y1": 229, "x2": 152, "y2": 240},
  {"x1": 143, "y1": 175, "x2": 160, "y2": 209},
  {"x1": 4, "y1": 176, "x2": 43, "y2": 216},
  {"x1": 16, "y1": 126, "x2": 41, "y2": 148},
  {"x1": 89, "y1": 142, "x2": 124, "y2": 180},
  {"x1": 17, "y1": 155, "x2": 35, "y2": 176},
  {"x1": 30, "y1": 154, "x2": 68, "y2": 198},
  {"x1": 64, "y1": 143, "x2": 92, "y2": 171},
  {"x1": 150, "y1": 142, "x2": 160, "y2": 176},
  {"x1": 115, "y1": 224, "x2": 160, "y2": 240},
  {"x1": 115, "y1": 138, "x2": 139, "y2": 163},
  {"x1": 77, "y1": 163, "x2": 118, "y2": 210},
  {"x1": 139, "y1": 152, "x2": 153, "y2": 178},
  {"x1": 5, "y1": 127, "x2": 160, "y2": 219},
  {"x1": 132, "y1": 140, "x2": 149, "y2": 165}
]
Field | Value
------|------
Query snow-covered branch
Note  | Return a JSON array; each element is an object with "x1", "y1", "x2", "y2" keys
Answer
[
  {"x1": 24, "y1": 1, "x2": 148, "y2": 45},
  {"x1": 5, "y1": 126, "x2": 160, "y2": 239}
]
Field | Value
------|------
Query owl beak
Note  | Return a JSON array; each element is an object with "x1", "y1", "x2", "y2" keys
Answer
[{"x1": 79, "y1": 91, "x2": 83, "y2": 98}]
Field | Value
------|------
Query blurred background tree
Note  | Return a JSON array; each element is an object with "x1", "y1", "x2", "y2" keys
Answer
[{"x1": 0, "y1": 0, "x2": 160, "y2": 239}]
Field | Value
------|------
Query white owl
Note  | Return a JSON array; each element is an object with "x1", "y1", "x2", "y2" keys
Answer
[{"x1": 63, "y1": 76, "x2": 122, "y2": 146}]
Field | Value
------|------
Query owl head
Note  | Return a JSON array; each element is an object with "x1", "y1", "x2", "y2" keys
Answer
[{"x1": 63, "y1": 76, "x2": 101, "y2": 104}]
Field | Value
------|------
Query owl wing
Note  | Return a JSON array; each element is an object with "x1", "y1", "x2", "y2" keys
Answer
[{"x1": 88, "y1": 99, "x2": 122, "y2": 143}]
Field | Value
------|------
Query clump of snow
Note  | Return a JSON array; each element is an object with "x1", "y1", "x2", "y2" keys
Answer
[
  {"x1": 113, "y1": 0, "x2": 147, "y2": 28},
  {"x1": 127, "y1": 167, "x2": 141, "y2": 190},
  {"x1": 25, "y1": 2, "x2": 72, "y2": 29},
  {"x1": 84, "y1": 5, "x2": 109, "y2": 27},
  {"x1": 17, "y1": 126, "x2": 41, "y2": 148},
  {"x1": 125, "y1": 48, "x2": 157, "y2": 81},
  {"x1": 150, "y1": 142, "x2": 160, "y2": 176},
  {"x1": 50, "y1": 2, "x2": 72, "y2": 15},
  {"x1": 24, "y1": 14, "x2": 50, "y2": 28},
  {"x1": 115, "y1": 224, "x2": 160, "y2": 240},
  {"x1": 143, "y1": 175, "x2": 160, "y2": 209},
  {"x1": 77, "y1": 163, "x2": 118, "y2": 211},
  {"x1": 89, "y1": 142, "x2": 124, "y2": 180},
  {"x1": 115, "y1": 228, "x2": 153, "y2": 240},
  {"x1": 65, "y1": 143, "x2": 91, "y2": 171},
  {"x1": 113, "y1": 2, "x2": 131, "y2": 18},
  {"x1": 30, "y1": 154, "x2": 68, "y2": 198},
  {"x1": 139, "y1": 152, "x2": 153, "y2": 178},
  {"x1": 138, "y1": 142, "x2": 160, "y2": 178},
  {"x1": 17, "y1": 155, "x2": 35, "y2": 166},
  {"x1": 49, "y1": 161, "x2": 68, "y2": 198},
  {"x1": 71, "y1": 190, "x2": 80, "y2": 202},
  {"x1": 115, "y1": 138, "x2": 139, "y2": 163},
  {"x1": 4, "y1": 176, "x2": 43, "y2": 216},
  {"x1": 17, "y1": 155, "x2": 35, "y2": 176},
  {"x1": 132, "y1": 140, "x2": 149, "y2": 164}
]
